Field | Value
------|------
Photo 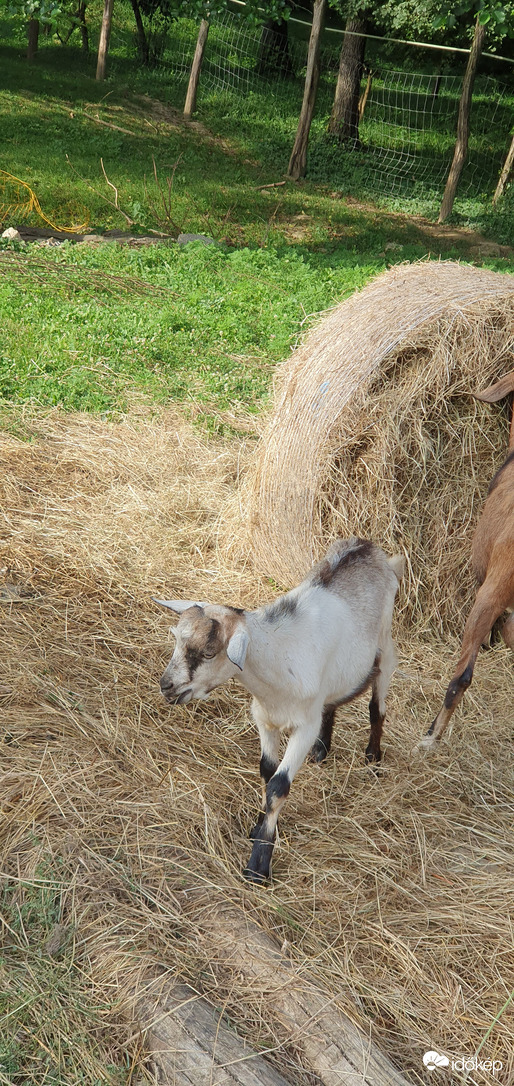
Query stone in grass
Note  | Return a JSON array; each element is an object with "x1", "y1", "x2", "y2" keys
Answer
[
  {"x1": 177, "y1": 233, "x2": 216, "y2": 246},
  {"x1": 1, "y1": 227, "x2": 24, "y2": 241}
]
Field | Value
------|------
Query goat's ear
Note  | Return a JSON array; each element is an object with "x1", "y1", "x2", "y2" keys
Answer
[
  {"x1": 388, "y1": 554, "x2": 405, "y2": 582},
  {"x1": 226, "y1": 627, "x2": 249, "y2": 671},
  {"x1": 472, "y1": 370, "x2": 514, "y2": 403},
  {"x1": 153, "y1": 599, "x2": 206, "y2": 613}
]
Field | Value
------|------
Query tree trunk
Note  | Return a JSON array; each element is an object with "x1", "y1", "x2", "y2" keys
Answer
[
  {"x1": 130, "y1": 0, "x2": 148, "y2": 66},
  {"x1": 27, "y1": 17, "x2": 39, "y2": 61},
  {"x1": 287, "y1": 0, "x2": 326, "y2": 180},
  {"x1": 257, "y1": 19, "x2": 293, "y2": 79},
  {"x1": 184, "y1": 19, "x2": 209, "y2": 118},
  {"x1": 96, "y1": 0, "x2": 114, "y2": 80},
  {"x1": 493, "y1": 129, "x2": 514, "y2": 205},
  {"x1": 328, "y1": 17, "x2": 367, "y2": 144},
  {"x1": 438, "y1": 16, "x2": 486, "y2": 223}
]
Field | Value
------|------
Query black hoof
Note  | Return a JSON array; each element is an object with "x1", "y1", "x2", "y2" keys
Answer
[
  {"x1": 243, "y1": 866, "x2": 269, "y2": 884},
  {"x1": 244, "y1": 838, "x2": 274, "y2": 883},
  {"x1": 308, "y1": 738, "x2": 329, "y2": 763},
  {"x1": 365, "y1": 746, "x2": 382, "y2": 774}
]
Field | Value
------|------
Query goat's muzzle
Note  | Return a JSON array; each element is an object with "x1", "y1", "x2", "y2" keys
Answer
[{"x1": 160, "y1": 677, "x2": 192, "y2": 705}]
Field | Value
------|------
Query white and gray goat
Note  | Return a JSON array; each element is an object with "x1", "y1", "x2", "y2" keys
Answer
[{"x1": 155, "y1": 537, "x2": 403, "y2": 882}]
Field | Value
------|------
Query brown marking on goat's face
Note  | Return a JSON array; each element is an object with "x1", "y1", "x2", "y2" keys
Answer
[{"x1": 182, "y1": 611, "x2": 225, "y2": 679}]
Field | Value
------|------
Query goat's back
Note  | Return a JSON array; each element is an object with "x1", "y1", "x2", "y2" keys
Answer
[{"x1": 309, "y1": 537, "x2": 400, "y2": 601}]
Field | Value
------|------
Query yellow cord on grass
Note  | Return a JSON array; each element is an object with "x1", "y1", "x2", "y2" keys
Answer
[{"x1": 0, "y1": 169, "x2": 88, "y2": 233}]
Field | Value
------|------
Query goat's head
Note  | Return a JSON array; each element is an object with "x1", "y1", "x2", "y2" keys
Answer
[{"x1": 154, "y1": 599, "x2": 249, "y2": 705}]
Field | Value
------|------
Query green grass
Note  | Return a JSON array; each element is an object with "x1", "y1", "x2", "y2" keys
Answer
[
  {"x1": 2, "y1": 24, "x2": 514, "y2": 419},
  {"x1": 5, "y1": 229, "x2": 513, "y2": 419},
  {"x1": 1, "y1": 18, "x2": 514, "y2": 421},
  {"x1": 0, "y1": 241, "x2": 388, "y2": 417},
  {"x1": 0, "y1": 860, "x2": 130, "y2": 1085}
]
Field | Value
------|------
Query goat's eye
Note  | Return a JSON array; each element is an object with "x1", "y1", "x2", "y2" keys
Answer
[{"x1": 203, "y1": 652, "x2": 216, "y2": 660}]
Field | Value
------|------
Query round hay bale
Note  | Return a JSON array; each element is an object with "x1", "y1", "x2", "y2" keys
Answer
[{"x1": 248, "y1": 261, "x2": 514, "y2": 633}]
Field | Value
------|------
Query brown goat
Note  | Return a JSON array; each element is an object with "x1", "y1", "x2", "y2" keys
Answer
[{"x1": 420, "y1": 369, "x2": 514, "y2": 750}]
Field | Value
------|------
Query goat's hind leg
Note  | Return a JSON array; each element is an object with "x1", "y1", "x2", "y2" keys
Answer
[
  {"x1": 365, "y1": 637, "x2": 397, "y2": 764},
  {"x1": 309, "y1": 703, "x2": 335, "y2": 763},
  {"x1": 421, "y1": 572, "x2": 514, "y2": 751},
  {"x1": 502, "y1": 610, "x2": 514, "y2": 650}
]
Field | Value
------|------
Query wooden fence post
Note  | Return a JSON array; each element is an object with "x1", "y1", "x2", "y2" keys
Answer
[
  {"x1": 438, "y1": 16, "x2": 485, "y2": 223},
  {"x1": 184, "y1": 19, "x2": 210, "y2": 119},
  {"x1": 493, "y1": 130, "x2": 514, "y2": 206},
  {"x1": 287, "y1": 0, "x2": 326, "y2": 180}
]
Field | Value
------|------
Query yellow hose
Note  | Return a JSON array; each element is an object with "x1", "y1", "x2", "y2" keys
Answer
[{"x1": 0, "y1": 170, "x2": 88, "y2": 233}]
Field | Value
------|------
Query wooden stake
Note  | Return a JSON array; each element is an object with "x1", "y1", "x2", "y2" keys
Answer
[
  {"x1": 184, "y1": 19, "x2": 210, "y2": 119},
  {"x1": 493, "y1": 129, "x2": 514, "y2": 206},
  {"x1": 96, "y1": 0, "x2": 115, "y2": 81},
  {"x1": 438, "y1": 17, "x2": 485, "y2": 224},
  {"x1": 287, "y1": 0, "x2": 326, "y2": 180}
]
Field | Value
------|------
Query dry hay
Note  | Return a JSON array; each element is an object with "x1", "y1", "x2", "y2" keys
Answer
[
  {"x1": 248, "y1": 261, "x2": 514, "y2": 634},
  {"x1": 1, "y1": 407, "x2": 513, "y2": 1085}
]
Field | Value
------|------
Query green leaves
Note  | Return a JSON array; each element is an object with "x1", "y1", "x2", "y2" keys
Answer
[
  {"x1": 433, "y1": 0, "x2": 514, "y2": 33},
  {"x1": 8, "y1": 0, "x2": 63, "y2": 25},
  {"x1": 138, "y1": 0, "x2": 290, "y2": 31}
]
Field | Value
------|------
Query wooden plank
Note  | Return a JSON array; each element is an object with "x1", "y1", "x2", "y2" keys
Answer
[
  {"x1": 136, "y1": 981, "x2": 297, "y2": 1085},
  {"x1": 197, "y1": 907, "x2": 410, "y2": 1086}
]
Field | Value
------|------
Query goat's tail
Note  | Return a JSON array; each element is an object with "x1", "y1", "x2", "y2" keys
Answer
[{"x1": 388, "y1": 554, "x2": 405, "y2": 583}]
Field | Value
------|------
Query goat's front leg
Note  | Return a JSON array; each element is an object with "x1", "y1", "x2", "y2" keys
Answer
[
  {"x1": 245, "y1": 718, "x2": 320, "y2": 884},
  {"x1": 249, "y1": 703, "x2": 281, "y2": 842}
]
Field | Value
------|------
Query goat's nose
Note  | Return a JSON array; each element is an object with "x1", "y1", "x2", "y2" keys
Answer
[{"x1": 160, "y1": 675, "x2": 174, "y2": 693}]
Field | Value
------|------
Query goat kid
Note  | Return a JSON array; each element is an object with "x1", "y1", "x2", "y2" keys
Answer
[
  {"x1": 420, "y1": 368, "x2": 514, "y2": 751},
  {"x1": 155, "y1": 537, "x2": 403, "y2": 883}
]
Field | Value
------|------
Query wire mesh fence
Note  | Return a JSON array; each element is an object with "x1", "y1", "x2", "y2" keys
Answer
[
  {"x1": 151, "y1": 10, "x2": 513, "y2": 204},
  {"x1": 325, "y1": 68, "x2": 511, "y2": 198}
]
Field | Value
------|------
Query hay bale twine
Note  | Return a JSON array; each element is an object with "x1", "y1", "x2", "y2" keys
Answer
[{"x1": 249, "y1": 261, "x2": 514, "y2": 633}]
